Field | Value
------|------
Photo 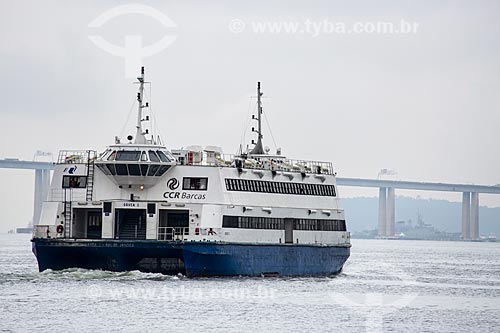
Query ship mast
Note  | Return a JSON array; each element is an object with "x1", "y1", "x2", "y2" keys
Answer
[
  {"x1": 135, "y1": 66, "x2": 147, "y2": 144},
  {"x1": 250, "y1": 82, "x2": 265, "y2": 155}
]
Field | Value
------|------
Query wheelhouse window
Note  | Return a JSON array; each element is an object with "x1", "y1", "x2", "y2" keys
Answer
[
  {"x1": 62, "y1": 176, "x2": 87, "y2": 188},
  {"x1": 115, "y1": 151, "x2": 141, "y2": 161},
  {"x1": 127, "y1": 164, "x2": 141, "y2": 176},
  {"x1": 107, "y1": 151, "x2": 117, "y2": 161},
  {"x1": 148, "y1": 150, "x2": 160, "y2": 162},
  {"x1": 183, "y1": 177, "x2": 208, "y2": 190},
  {"x1": 157, "y1": 150, "x2": 172, "y2": 162}
]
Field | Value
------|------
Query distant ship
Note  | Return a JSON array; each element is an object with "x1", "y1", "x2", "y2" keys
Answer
[
  {"x1": 17, "y1": 221, "x2": 33, "y2": 234},
  {"x1": 31, "y1": 68, "x2": 351, "y2": 276}
]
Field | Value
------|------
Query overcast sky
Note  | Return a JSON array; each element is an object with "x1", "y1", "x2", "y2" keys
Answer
[{"x1": 1, "y1": 1, "x2": 499, "y2": 232}]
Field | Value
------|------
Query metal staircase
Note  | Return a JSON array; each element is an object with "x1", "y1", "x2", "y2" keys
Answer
[
  {"x1": 86, "y1": 160, "x2": 95, "y2": 202},
  {"x1": 63, "y1": 189, "x2": 72, "y2": 238}
]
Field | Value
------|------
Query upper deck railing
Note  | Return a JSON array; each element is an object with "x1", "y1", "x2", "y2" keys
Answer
[
  {"x1": 181, "y1": 153, "x2": 335, "y2": 175},
  {"x1": 57, "y1": 150, "x2": 97, "y2": 164},
  {"x1": 57, "y1": 148, "x2": 334, "y2": 175}
]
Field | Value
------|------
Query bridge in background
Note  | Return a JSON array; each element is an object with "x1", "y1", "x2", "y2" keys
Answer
[
  {"x1": 2, "y1": 158, "x2": 500, "y2": 240},
  {"x1": 0, "y1": 159, "x2": 54, "y2": 229},
  {"x1": 336, "y1": 178, "x2": 500, "y2": 240}
]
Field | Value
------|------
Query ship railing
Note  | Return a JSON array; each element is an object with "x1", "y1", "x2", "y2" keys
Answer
[
  {"x1": 48, "y1": 189, "x2": 87, "y2": 202},
  {"x1": 33, "y1": 225, "x2": 63, "y2": 239},
  {"x1": 182, "y1": 153, "x2": 335, "y2": 175},
  {"x1": 57, "y1": 150, "x2": 97, "y2": 164},
  {"x1": 157, "y1": 227, "x2": 189, "y2": 241}
]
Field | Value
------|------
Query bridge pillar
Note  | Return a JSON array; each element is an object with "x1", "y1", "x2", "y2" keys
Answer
[
  {"x1": 386, "y1": 188, "x2": 395, "y2": 237},
  {"x1": 470, "y1": 192, "x2": 479, "y2": 240},
  {"x1": 33, "y1": 169, "x2": 43, "y2": 225},
  {"x1": 377, "y1": 187, "x2": 387, "y2": 237},
  {"x1": 33, "y1": 169, "x2": 51, "y2": 225},
  {"x1": 461, "y1": 192, "x2": 471, "y2": 240}
]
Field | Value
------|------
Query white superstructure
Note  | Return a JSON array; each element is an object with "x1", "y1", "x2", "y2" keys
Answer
[{"x1": 35, "y1": 68, "x2": 350, "y2": 248}]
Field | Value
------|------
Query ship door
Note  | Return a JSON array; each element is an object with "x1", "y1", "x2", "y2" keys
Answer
[
  {"x1": 87, "y1": 211, "x2": 102, "y2": 239},
  {"x1": 284, "y1": 218, "x2": 293, "y2": 244},
  {"x1": 115, "y1": 209, "x2": 147, "y2": 240},
  {"x1": 159, "y1": 210, "x2": 189, "y2": 240}
]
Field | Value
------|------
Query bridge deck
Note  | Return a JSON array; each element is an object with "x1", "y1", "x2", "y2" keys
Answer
[{"x1": 2, "y1": 159, "x2": 500, "y2": 194}]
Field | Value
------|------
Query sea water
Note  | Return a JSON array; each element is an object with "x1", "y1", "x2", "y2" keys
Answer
[{"x1": 1, "y1": 234, "x2": 499, "y2": 332}]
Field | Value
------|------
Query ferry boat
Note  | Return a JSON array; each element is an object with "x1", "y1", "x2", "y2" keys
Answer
[{"x1": 31, "y1": 68, "x2": 351, "y2": 276}]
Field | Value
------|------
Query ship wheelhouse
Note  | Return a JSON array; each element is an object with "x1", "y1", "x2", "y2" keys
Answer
[{"x1": 95, "y1": 145, "x2": 176, "y2": 188}]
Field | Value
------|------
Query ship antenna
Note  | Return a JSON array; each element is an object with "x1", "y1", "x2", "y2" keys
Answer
[
  {"x1": 134, "y1": 66, "x2": 147, "y2": 144},
  {"x1": 250, "y1": 81, "x2": 265, "y2": 155}
]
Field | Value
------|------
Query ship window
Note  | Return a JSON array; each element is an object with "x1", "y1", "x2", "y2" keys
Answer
[
  {"x1": 116, "y1": 151, "x2": 140, "y2": 161},
  {"x1": 303, "y1": 184, "x2": 308, "y2": 195},
  {"x1": 141, "y1": 151, "x2": 148, "y2": 161},
  {"x1": 148, "y1": 164, "x2": 160, "y2": 176},
  {"x1": 183, "y1": 177, "x2": 208, "y2": 190},
  {"x1": 223, "y1": 178, "x2": 337, "y2": 197},
  {"x1": 115, "y1": 164, "x2": 128, "y2": 176},
  {"x1": 107, "y1": 151, "x2": 117, "y2": 161},
  {"x1": 222, "y1": 215, "x2": 346, "y2": 231},
  {"x1": 127, "y1": 164, "x2": 141, "y2": 176},
  {"x1": 149, "y1": 150, "x2": 160, "y2": 162},
  {"x1": 62, "y1": 176, "x2": 87, "y2": 188},
  {"x1": 140, "y1": 164, "x2": 149, "y2": 176},
  {"x1": 157, "y1": 151, "x2": 172, "y2": 162},
  {"x1": 222, "y1": 216, "x2": 239, "y2": 228},
  {"x1": 106, "y1": 164, "x2": 116, "y2": 175},
  {"x1": 156, "y1": 165, "x2": 171, "y2": 177},
  {"x1": 100, "y1": 149, "x2": 111, "y2": 160}
]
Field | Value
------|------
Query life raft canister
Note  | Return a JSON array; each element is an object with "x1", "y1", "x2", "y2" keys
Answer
[{"x1": 56, "y1": 225, "x2": 64, "y2": 234}]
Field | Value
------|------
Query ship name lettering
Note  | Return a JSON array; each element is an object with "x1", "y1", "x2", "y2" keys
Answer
[{"x1": 163, "y1": 192, "x2": 206, "y2": 200}]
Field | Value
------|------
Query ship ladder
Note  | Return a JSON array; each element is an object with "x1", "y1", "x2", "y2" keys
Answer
[
  {"x1": 86, "y1": 159, "x2": 95, "y2": 202},
  {"x1": 63, "y1": 189, "x2": 72, "y2": 238}
]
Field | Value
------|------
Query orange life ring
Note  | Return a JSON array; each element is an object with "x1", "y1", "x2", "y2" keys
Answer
[{"x1": 56, "y1": 225, "x2": 64, "y2": 234}]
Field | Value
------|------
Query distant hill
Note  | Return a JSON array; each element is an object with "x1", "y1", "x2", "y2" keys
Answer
[{"x1": 342, "y1": 196, "x2": 500, "y2": 235}]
